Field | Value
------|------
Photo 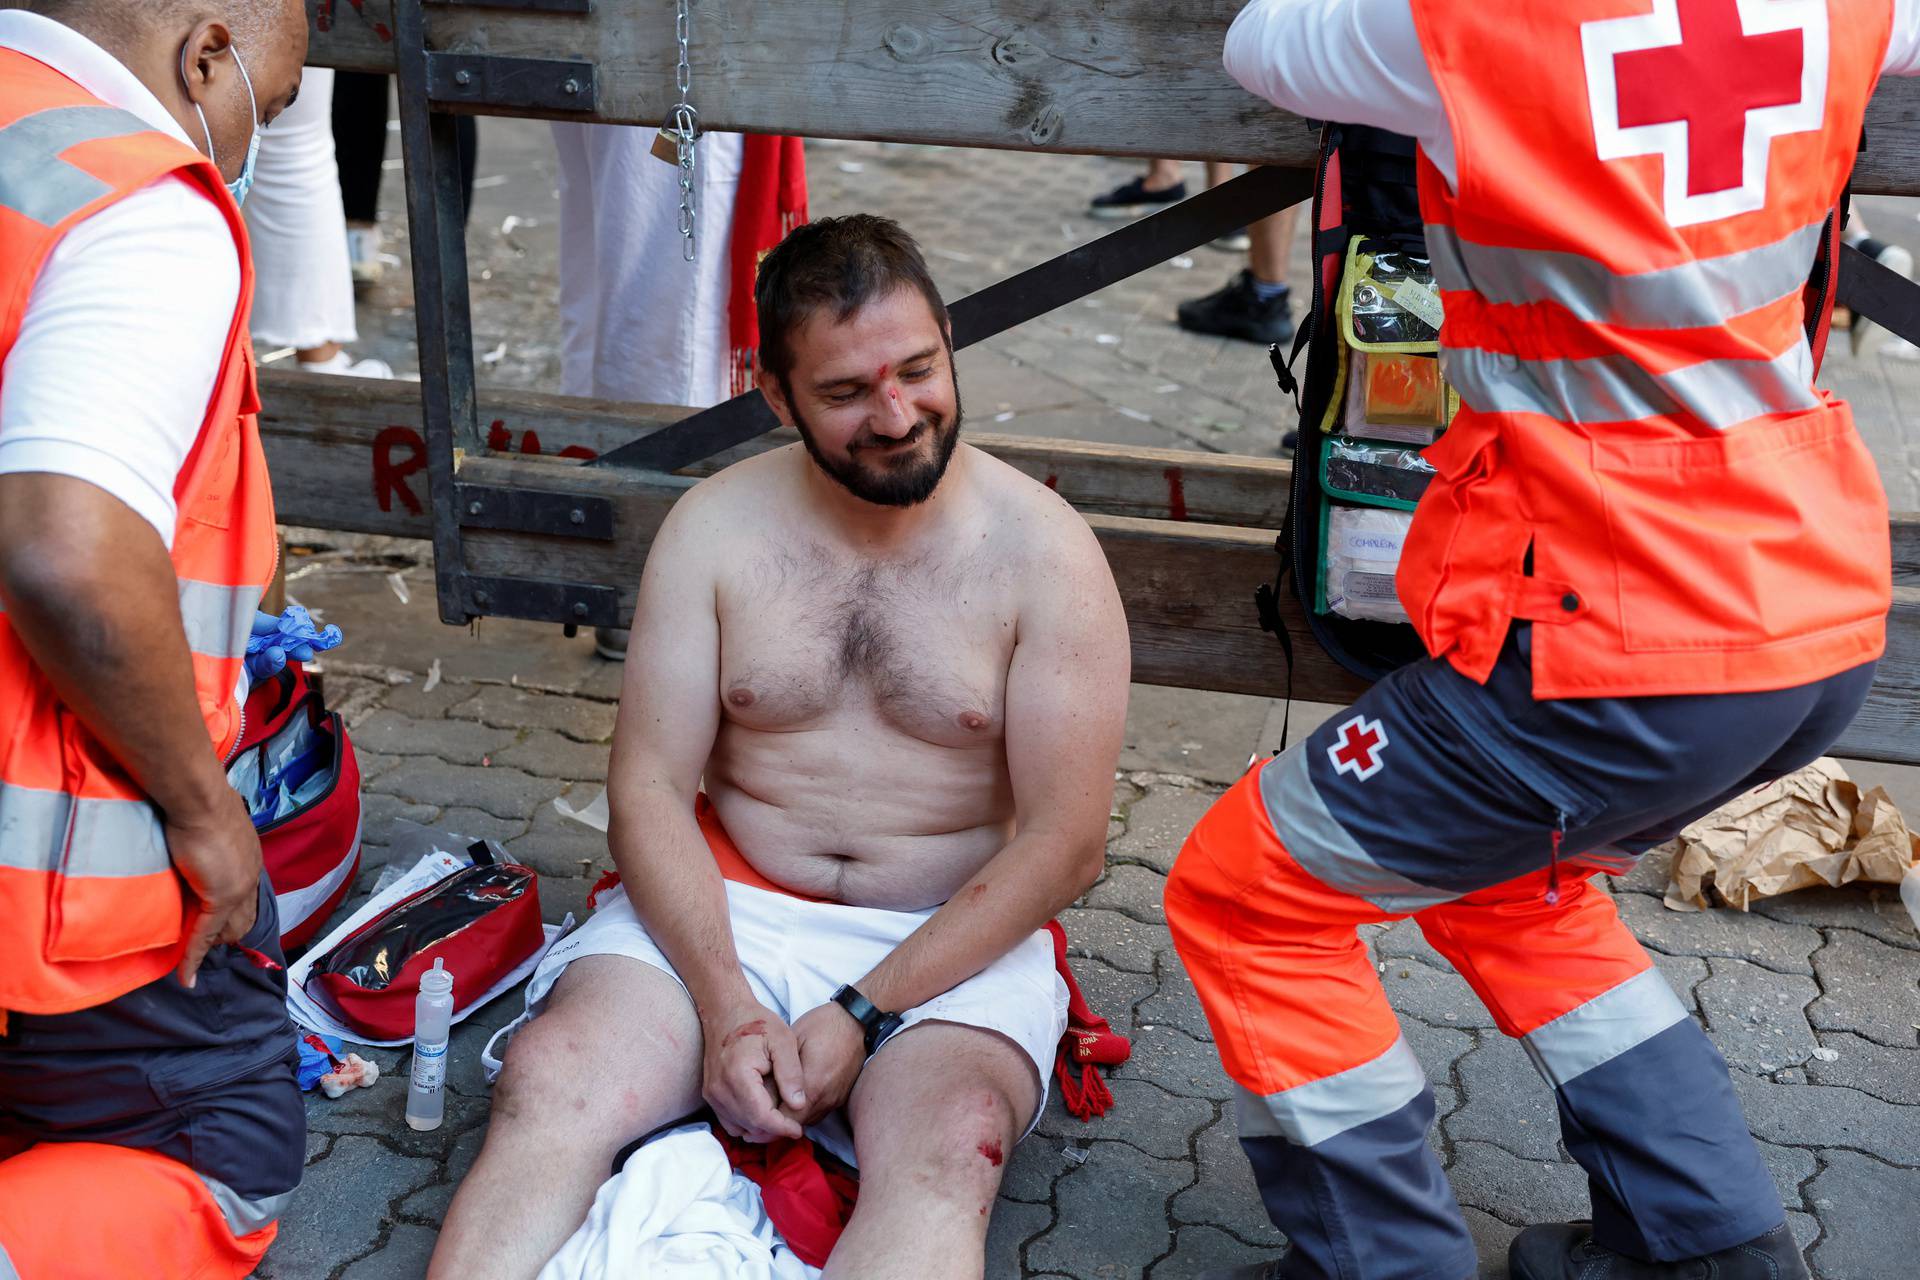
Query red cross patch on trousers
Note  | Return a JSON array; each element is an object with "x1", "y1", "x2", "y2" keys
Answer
[
  {"x1": 1327, "y1": 714, "x2": 1390, "y2": 782},
  {"x1": 1582, "y1": 0, "x2": 1827, "y2": 226}
]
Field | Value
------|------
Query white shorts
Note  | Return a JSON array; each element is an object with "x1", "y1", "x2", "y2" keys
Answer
[{"x1": 523, "y1": 880, "x2": 1069, "y2": 1164}]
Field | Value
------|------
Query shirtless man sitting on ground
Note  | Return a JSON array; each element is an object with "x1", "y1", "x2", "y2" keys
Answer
[{"x1": 429, "y1": 214, "x2": 1131, "y2": 1280}]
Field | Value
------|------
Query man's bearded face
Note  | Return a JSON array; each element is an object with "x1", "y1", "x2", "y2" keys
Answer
[{"x1": 771, "y1": 286, "x2": 963, "y2": 509}]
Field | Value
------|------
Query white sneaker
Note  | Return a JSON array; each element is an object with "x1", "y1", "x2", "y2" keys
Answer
[
  {"x1": 1851, "y1": 242, "x2": 1913, "y2": 359},
  {"x1": 347, "y1": 225, "x2": 383, "y2": 288},
  {"x1": 300, "y1": 351, "x2": 395, "y2": 379}
]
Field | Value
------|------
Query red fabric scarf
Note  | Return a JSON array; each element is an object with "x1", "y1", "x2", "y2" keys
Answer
[{"x1": 728, "y1": 134, "x2": 809, "y2": 397}]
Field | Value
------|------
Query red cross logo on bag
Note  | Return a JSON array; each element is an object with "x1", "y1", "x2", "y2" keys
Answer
[
  {"x1": 1327, "y1": 715, "x2": 1389, "y2": 782},
  {"x1": 1583, "y1": 0, "x2": 1826, "y2": 227}
]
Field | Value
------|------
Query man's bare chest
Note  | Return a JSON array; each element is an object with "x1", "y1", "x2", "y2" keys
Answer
[{"x1": 716, "y1": 546, "x2": 1017, "y2": 747}]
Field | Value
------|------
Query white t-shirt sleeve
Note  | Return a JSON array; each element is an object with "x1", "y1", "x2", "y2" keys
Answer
[
  {"x1": 1223, "y1": 0, "x2": 1447, "y2": 151},
  {"x1": 0, "y1": 174, "x2": 239, "y2": 549},
  {"x1": 1887, "y1": 0, "x2": 1920, "y2": 74}
]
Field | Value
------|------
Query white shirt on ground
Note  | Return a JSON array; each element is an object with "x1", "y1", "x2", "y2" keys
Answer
[
  {"x1": 0, "y1": 10, "x2": 239, "y2": 549},
  {"x1": 1222, "y1": 0, "x2": 1920, "y2": 193}
]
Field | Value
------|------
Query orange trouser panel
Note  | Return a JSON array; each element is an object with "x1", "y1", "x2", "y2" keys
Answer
[{"x1": 0, "y1": 1143, "x2": 273, "y2": 1280}]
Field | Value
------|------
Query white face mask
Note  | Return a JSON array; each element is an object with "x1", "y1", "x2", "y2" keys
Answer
[{"x1": 181, "y1": 42, "x2": 261, "y2": 206}]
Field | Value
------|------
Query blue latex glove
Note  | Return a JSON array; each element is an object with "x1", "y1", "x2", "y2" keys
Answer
[{"x1": 245, "y1": 605, "x2": 343, "y2": 680}]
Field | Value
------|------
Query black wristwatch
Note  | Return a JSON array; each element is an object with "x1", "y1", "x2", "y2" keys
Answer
[{"x1": 830, "y1": 983, "x2": 904, "y2": 1056}]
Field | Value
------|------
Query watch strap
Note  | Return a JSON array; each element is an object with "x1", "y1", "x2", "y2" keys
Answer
[{"x1": 831, "y1": 983, "x2": 904, "y2": 1055}]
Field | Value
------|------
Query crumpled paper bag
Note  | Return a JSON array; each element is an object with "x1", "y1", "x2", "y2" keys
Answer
[{"x1": 1661, "y1": 758, "x2": 1920, "y2": 912}]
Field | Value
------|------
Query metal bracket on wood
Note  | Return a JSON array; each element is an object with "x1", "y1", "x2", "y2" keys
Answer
[
  {"x1": 461, "y1": 575, "x2": 622, "y2": 627},
  {"x1": 426, "y1": 53, "x2": 598, "y2": 112},
  {"x1": 457, "y1": 485, "x2": 615, "y2": 539}
]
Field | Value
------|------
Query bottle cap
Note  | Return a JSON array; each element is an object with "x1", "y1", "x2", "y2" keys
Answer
[{"x1": 419, "y1": 956, "x2": 454, "y2": 997}]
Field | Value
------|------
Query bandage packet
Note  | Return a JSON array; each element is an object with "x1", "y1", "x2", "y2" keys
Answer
[
  {"x1": 1342, "y1": 352, "x2": 1449, "y2": 445},
  {"x1": 1322, "y1": 437, "x2": 1437, "y2": 509},
  {"x1": 1324, "y1": 505, "x2": 1414, "y2": 624}
]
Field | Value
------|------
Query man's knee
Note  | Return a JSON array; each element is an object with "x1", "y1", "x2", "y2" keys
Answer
[{"x1": 860, "y1": 1084, "x2": 1020, "y2": 1205}]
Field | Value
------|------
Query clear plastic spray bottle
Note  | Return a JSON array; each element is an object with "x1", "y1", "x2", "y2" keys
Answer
[{"x1": 405, "y1": 958, "x2": 454, "y2": 1131}]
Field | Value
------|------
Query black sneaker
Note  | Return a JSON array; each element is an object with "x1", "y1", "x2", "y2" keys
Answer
[
  {"x1": 1177, "y1": 271, "x2": 1294, "y2": 345},
  {"x1": 1089, "y1": 175, "x2": 1187, "y2": 220},
  {"x1": 1510, "y1": 1221, "x2": 1809, "y2": 1280}
]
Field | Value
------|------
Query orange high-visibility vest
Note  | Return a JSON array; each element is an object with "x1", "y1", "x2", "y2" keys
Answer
[
  {"x1": 0, "y1": 50, "x2": 277, "y2": 1016},
  {"x1": 1401, "y1": 0, "x2": 1894, "y2": 697}
]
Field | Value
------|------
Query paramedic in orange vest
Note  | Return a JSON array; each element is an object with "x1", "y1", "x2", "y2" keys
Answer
[
  {"x1": 1168, "y1": 3, "x2": 1916, "y2": 1279},
  {"x1": 0, "y1": 3, "x2": 310, "y2": 1277}
]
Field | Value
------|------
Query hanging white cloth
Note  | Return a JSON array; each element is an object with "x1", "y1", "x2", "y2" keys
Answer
[
  {"x1": 536, "y1": 1124, "x2": 821, "y2": 1280},
  {"x1": 244, "y1": 67, "x2": 358, "y2": 351},
  {"x1": 551, "y1": 122, "x2": 743, "y2": 409}
]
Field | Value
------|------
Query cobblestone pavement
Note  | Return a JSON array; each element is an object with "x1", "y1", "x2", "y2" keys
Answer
[{"x1": 265, "y1": 119, "x2": 1920, "y2": 1277}]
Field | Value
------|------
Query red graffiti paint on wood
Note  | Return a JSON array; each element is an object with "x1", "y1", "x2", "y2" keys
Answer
[
  {"x1": 487, "y1": 419, "x2": 600, "y2": 462},
  {"x1": 315, "y1": 0, "x2": 393, "y2": 42},
  {"x1": 1164, "y1": 467, "x2": 1188, "y2": 521},
  {"x1": 1043, "y1": 473, "x2": 1059, "y2": 491},
  {"x1": 373, "y1": 426, "x2": 427, "y2": 515}
]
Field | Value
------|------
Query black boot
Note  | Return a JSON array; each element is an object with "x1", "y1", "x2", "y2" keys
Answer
[
  {"x1": 1177, "y1": 271, "x2": 1294, "y2": 345},
  {"x1": 1510, "y1": 1221, "x2": 1808, "y2": 1280}
]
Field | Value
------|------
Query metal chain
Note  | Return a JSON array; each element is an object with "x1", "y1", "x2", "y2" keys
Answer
[{"x1": 673, "y1": 0, "x2": 698, "y2": 263}]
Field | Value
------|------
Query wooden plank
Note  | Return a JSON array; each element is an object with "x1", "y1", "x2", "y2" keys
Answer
[
  {"x1": 303, "y1": 0, "x2": 1920, "y2": 195},
  {"x1": 257, "y1": 374, "x2": 1920, "y2": 763},
  {"x1": 453, "y1": 454, "x2": 1366, "y2": 706},
  {"x1": 256, "y1": 369, "x2": 1291, "y2": 529}
]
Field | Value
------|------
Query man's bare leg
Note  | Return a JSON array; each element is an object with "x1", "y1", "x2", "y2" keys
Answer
[
  {"x1": 823, "y1": 1022, "x2": 1041, "y2": 1280},
  {"x1": 427, "y1": 956, "x2": 705, "y2": 1280}
]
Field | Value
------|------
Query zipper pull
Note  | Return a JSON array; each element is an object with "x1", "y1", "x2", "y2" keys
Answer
[{"x1": 1546, "y1": 813, "x2": 1567, "y2": 905}]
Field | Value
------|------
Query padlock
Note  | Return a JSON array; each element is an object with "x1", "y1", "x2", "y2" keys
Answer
[{"x1": 650, "y1": 126, "x2": 689, "y2": 166}]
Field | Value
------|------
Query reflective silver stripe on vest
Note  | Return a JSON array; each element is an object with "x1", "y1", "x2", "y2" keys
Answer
[
  {"x1": 196, "y1": 1173, "x2": 296, "y2": 1238},
  {"x1": 0, "y1": 105, "x2": 156, "y2": 226},
  {"x1": 1442, "y1": 340, "x2": 1819, "y2": 431},
  {"x1": 1425, "y1": 219, "x2": 1825, "y2": 331},
  {"x1": 1522, "y1": 967, "x2": 1688, "y2": 1089},
  {"x1": 179, "y1": 578, "x2": 263, "y2": 662},
  {"x1": 1259, "y1": 745, "x2": 1461, "y2": 914},
  {"x1": 1235, "y1": 1037, "x2": 1429, "y2": 1147},
  {"x1": 0, "y1": 781, "x2": 169, "y2": 877},
  {"x1": 0, "y1": 1237, "x2": 21, "y2": 1280}
]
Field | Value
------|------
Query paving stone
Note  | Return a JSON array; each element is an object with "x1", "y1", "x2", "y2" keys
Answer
[
  {"x1": 355, "y1": 749, "x2": 403, "y2": 782},
  {"x1": 1446, "y1": 1140, "x2": 1587, "y2": 1228},
  {"x1": 359, "y1": 791, "x2": 442, "y2": 839},
  {"x1": 1731, "y1": 1071, "x2": 1920, "y2": 1164},
  {"x1": 491, "y1": 729, "x2": 613, "y2": 783},
  {"x1": 398, "y1": 1124, "x2": 488, "y2": 1225},
  {"x1": 363, "y1": 759, "x2": 558, "y2": 820},
  {"x1": 1652, "y1": 952, "x2": 1710, "y2": 1017},
  {"x1": 1399, "y1": 1015, "x2": 1476, "y2": 1084},
  {"x1": 1120, "y1": 684, "x2": 1269, "y2": 784},
  {"x1": 1124, "y1": 1025, "x2": 1236, "y2": 1102},
  {"x1": 1137, "y1": 956, "x2": 1212, "y2": 1041},
  {"x1": 435, "y1": 806, "x2": 531, "y2": 845},
  {"x1": 452, "y1": 684, "x2": 618, "y2": 742},
  {"x1": 337, "y1": 1223, "x2": 440, "y2": 1280},
  {"x1": 1752, "y1": 886, "x2": 1920, "y2": 950},
  {"x1": 1374, "y1": 917, "x2": 1451, "y2": 968},
  {"x1": 1154, "y1": 1224, "x2": 1278, "y2": 1278},
  {"x1": 1807, "y1": 929, "x2": 1920, "y2": 1049},
  {"x1": 259, "y1": 1135, "x2": 437, "y2": 1279},
  {"x1": 1461, "y1": 1206, "x2": 1519, "y2": 1278},
  {"x1": 1803, "y1": 1031, "x2": 1920, "y2": 1102},
  {"x1": 1615, "y1": 895, "x2": 1822, "y2": 975},
  {"x1": 1171, "y1": 1114, "x2": 1286, "y2": 1248},
  {"x1": 507, "y1": 790, "x2": 616, "y2": 877},
  {"x1": 1110, "y1": 786, "x2": 1220, "y2": 874},
  {"x1": 1446, "y1": 1039, "x2": 1564, "y2": 1163},
  {"x1": 1083, "y1": 864, "x2": 1170, "y2": 925},
  {"x1": 1383, "y1": 958, "x2": 1499, "y2": 1030},
  {"x1": 305, "y1": 1130, "x2": 332, "y2": 1164},
  {"x1": 1037, "y1": 1078, "x2": 1213, "y2": 1160},
  {"x1": 1806, "y1": 1151, "x2": 1920, "y2": 1278},
  {"x1": 1070, "y1": 958, "x2": 1159, "y2": 1036},
  {"x1": 1027, "y1": 1140, "x2": 1190, "y2": 1278},
  {"x1": 348, "y1": 710, "x2": 517, "y2": 765},
  {"x1": 1060, "y1": 907, "x2": 1164, "y2": 975},
  {"x1": 988, "y1": 1197, "x2": 1054, "y2": 1279},
  {"x1": 1001, "y1": 1132, "x2": 1071, "y2": 1204},
  {"x1": 1697, "y1": 959, "x2": 1821, "y2": 1074},
  {"x1": 1757, "y1": 1141, "x2": 1818, "y2": 1213},
  {"x1": 1603, "y1": 845, "x2": 1675, "y2": 898},
  {"x1": 1785, "y1": 1209, "x2": 1820, "y2": 1258}
]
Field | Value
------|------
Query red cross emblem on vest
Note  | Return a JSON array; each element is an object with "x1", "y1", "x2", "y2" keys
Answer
[
  {"x1": 1582, "y1": 0, "x2": 1827, "y2": 227},
  {"x1": 1327, "y1": 715, "x2": 1389, "y2": 782}
]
